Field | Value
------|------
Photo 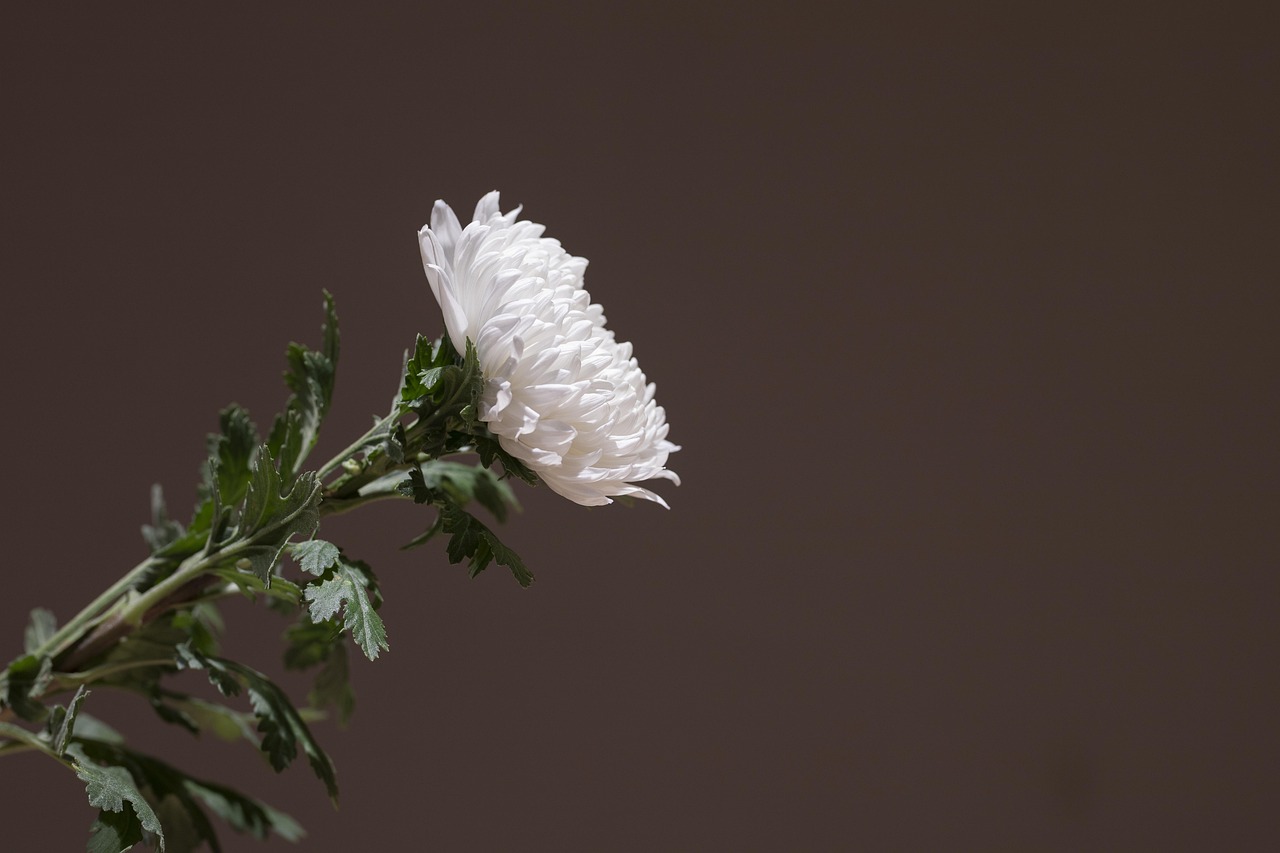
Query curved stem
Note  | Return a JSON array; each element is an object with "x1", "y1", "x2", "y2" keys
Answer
[
  {"x1": 315, "y1": 413, "x2": 399, "y2": 481},
  {"x1": 51, "y1": 658, "x2": 178, "y2": 690},
  {"x1": 31, "y1": 556, "x2": 165, "y2": 663}
]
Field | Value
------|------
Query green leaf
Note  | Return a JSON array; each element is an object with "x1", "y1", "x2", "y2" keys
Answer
[
  {"x1": 72, "y1": 713, "x2": 124, "y2": 745},
  {"x1": 142, "y1": 484, "x2": 186, "y2": 556},
  {"x1": 170, "y1": 605, "x2": 223, "y2": 658},
  {"x1": 23, "y1": 607, "x2": 57, "y2": 655},
  {"x1": 269, "y1": 292, "x2": 340, "y2": 479},
  {"x1": 150, "y1": 699, "x2": 201, "y2": 737},
  {"x1": 69, "y1": 744, "x2": 165, "y2": 850},
  {"x1": 400, "y1": 334, "x2": 446, "y2": 404},
  {"x1": 186, "y1": 779, "x2": 305, "y2": 843},
  {"x1": 210, "y1": 406, "x2": 260, "y2": 510},
  {"x1": 232, "y1": 446, "x2": 323, "y2": 583},
  {"x1": 303, "y1": 558, "x2": 388, "y2": 661},
  {"x1": 265, "y1": 409, "x2": 304, "y2": 486},
  {"x1": 51, "y1": 685, "x2": 90, "y2": 755},
  {"x1": 87, "y1": 806, "x2": 144, "y2": 853},
  {"x1": 439, "y1": 501, "x2": 535, "y2": 587},
  {"x1": 0, "y1": 653, "x2": 53, "y2": 721},
  {"x1": 474, "y1": 431, "x2": 540, "y2": 485},
  {"x1": 95, "y1": 615, "x2": 185, "y2": 691},
  {"x1": 282, "y1": 620, "x2": 338, "y2": 671},
  {"x1": 152, "y1": 796, "x2": 206, "y2": 853},
  {"x1": 290, "y1": 539, "x2": 341, "y2": 576},
  {"x1": 420, "y1": 460, "x2": 520, "y2": 522},
  {"x1": 176, "y1": 649, "x2": 338, "y2": 801},
  {"x1": 169, "y1": 696, "x2": 260, "y2": 746},
  {"x1": 396, "y1": 465, "x2": 432, "y2": 504},
  {"x1": 381, "y1": 421, "x2": 408, "y2": 464},
  {"x1": 74, "y1": 738, "x2": 302, "y2": 850},
  {"x1": 283, "y1": 619, "x2": 356, "y2": 725},
  {"x1": 310, "y1": 644, "x2": 355, "y2": 726}
]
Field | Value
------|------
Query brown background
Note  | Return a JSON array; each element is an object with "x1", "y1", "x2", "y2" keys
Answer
[{"x1": 2, "y1": 3, "x2": 1278, "y2": 850}]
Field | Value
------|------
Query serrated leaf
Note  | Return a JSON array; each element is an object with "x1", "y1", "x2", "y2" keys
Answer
[
  {"x1": 1, "y1": 653, "x2": 53, "y2": 721},
  {"x1": 290, "y1": 539, "x2": 340, "y2": 576},
  {"x1": 319, "y1": 289, "x2": 339, "y2": 366},
  {"x1": 171, "y1": 696, "x2": 260, "y2": 746},
  {"x1": 185, "y1": 779, "x2": 305, "y2": 843},
  {"x1": 87, "y1": 806, "x2": 144, "y2": 853},
  {"x1": 176, "y1": 646, "x2": 241, "y2": 699},
  {"x1": 439, "y1": 502, "x2": 535, "y2": 587},
  {"x1": 175, "y1": 649, "x2": 338, "y2": 801},
  {"x1": 53, "y1": 685, "x2": 90, "y2": 755},
  {"x1": 475, "y1": 431, "x2": 540, "y2": 485},
  {"x1": 419, "y1": 460, "x2": 519, "y2": 522},
  {"x1": 383, "y1": 422, "x2": 407, "y2": 463},
  {"x1": 283, "y1": 619, "x2": 356, "y2": 725},
  {"x1": 210, "y1": 406, "x2": 260, "y2": 509},
  {"x1": 69, "y1": 745, "x2": 165, "y2": 850},
  {"x1": 400, "y1": 334, "x2": 445, "y2": 404},
  {"x1": 72, "y1": 712, "x2": 124, "y2": 744},
  {"x1": 233, "y1": 446, "x2": 322, "y2": 583},
  {"x1": 153, "y1": 795, "x2": 205, "y2": 853},
  {"x1": 142, "y1": 484, "x2": 187, "y2": 555},
  {"x1": 23, "y1": 607, "x2": 57, "y2": 655},
  {"x1": 310, "y1": 644, "x2": 355, "y2": 726},
  {"x1": 418, "y1": 366, "x2": 446, "y2": 391},
  {"x1": 270, "y1": 293, "x2": 339, "y2": 479},
  {"x1": 282, "y1": 620, "x2": 338, "y2": 671},
  {"x1": 150, "y1": 699, "x2": 201, "y2": 737},
  {"x1": 74, "y1": 738, "x2": 303, "y2": 851},
  {"x1": 265, "y1": 408, "x2": 304, "y2": 486},
  {"x1": 303, "y1": 558, "x2": 389, "y2": 661},
  {"x1": 401, "y1": 514, "x2": 444, "y2": 551}
]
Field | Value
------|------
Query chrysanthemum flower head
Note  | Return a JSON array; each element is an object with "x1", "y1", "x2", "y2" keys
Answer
[{"x1": 418, "y1": 191, "x2": 679, "y2": 507}]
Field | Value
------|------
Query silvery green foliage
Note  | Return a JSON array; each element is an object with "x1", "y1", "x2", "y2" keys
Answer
[
  {"x1": 0, "y1": 295, "x2": 530, "y2": 851},
  {"x1": 0, "y1": 196, "x2": 678, "y2": 851}
]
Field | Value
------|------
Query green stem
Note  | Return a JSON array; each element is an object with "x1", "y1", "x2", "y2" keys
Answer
[
  {"x1": 51, "y1": 658, "x2": 178, "y2": 690},
  {"x1": 315, "y1": 413, "x2": 399, "y2": 481},
  {"x1": 320, "y1": 489, "x2": 407, "y2": 518},
  {"x1": 31, "y1": 556, "x2": 165, "y2": 662}
]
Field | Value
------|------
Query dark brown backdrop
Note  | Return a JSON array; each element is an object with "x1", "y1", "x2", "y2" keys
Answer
[{"x1": 2, "y1": 3, "x2": 1278, "y2": 850}]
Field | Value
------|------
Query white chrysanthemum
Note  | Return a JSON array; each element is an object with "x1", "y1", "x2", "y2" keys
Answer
[{"x1": 418, "y1": 191, "x2": 679, "y2": 508}]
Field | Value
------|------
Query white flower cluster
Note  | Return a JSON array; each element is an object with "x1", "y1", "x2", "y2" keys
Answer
[{"x1": 418, "y1": 192, "x2": 679, "y2": 507}]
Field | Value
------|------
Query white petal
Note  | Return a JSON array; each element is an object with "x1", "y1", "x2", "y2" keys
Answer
[{"x1": 420, "y1": 192, "x2": 679, "y2": 509}]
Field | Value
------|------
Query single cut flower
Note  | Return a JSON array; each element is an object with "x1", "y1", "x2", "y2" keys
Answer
[{"x1": 418, "y1": 191, "x2": 680, "y2": 507}]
